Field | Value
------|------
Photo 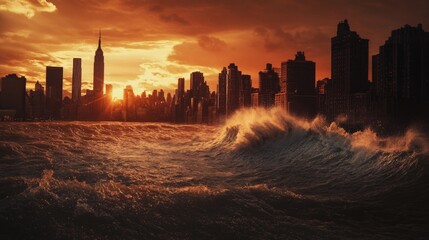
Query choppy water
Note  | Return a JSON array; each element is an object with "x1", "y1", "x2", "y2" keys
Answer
[{"x1": 0, "y1": 108, "x2": 428, "y2": 240}]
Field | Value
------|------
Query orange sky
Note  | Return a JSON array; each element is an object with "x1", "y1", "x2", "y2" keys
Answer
[{"x1": 1, "y1": 0, "x2": 429, "y2": 98}]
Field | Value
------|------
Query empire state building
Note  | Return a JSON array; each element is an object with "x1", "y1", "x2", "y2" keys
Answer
[{"x1": 93, "y1": 31, "x2": 104, "y2": 97}]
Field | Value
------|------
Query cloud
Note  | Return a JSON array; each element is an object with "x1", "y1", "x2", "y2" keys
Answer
[
  {"x1": 198, "y1": 35, "x2": 227, "y2": 52},
  {"x1": 159, "y1": 13, "x2": 189, "y2": 25},
  {"x1": 166, "y1": 64, "x2": 189, "y2": 74},
  {"x1": 0, "y1": 0, "x2": 56, "y2": 18}
]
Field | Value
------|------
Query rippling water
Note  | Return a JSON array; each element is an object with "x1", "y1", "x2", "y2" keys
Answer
[{"x1": 1, "y1": 108, "x2": 428, "y2": 239}]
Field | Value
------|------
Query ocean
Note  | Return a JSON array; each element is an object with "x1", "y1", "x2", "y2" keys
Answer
[{"x1": 0, "y1": 108, "x2": 428, "y2": 239}]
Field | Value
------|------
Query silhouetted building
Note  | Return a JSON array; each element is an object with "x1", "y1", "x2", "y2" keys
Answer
[
  {"x1": 0, "y1": 74, "x2": 26, "y2": 119},
  {"x1": 29, "y1": 81, "x2": 45, "y2": 119},
  {"x1": 317, "y1": 78, "x2": 330, "y2": 95},
  {"x1": 280, "y1": 61, "x2": 287, "y2": 93},
  {"x1": 190, "y1": 71, "x2": 204, "y2": 99},
  {"x1": 46, "y1": 66, "x2": 63, "y2": 119},
  {"x1": 251, "y1": 88, "x2": 259, "y2": 108},
  {"x1": 285, "y1": 52, "x2": 316, "y2": 118},
  {"x1": 274, "y1": 92, "x2": 286, "y2": 108},
  {"x1": 166, "y1": 93, "x2": 172, "y2": 107},
  {"x1": 226, "y1": 63, "x2": 241, "y2": 115},
  {"x1": 175, "y1": 78, "x2": 186, "y2": 122},
  {"x1": 240, "y1": 74, "x2": 252, "y2": 108},
  {"x1": 89, "y1": 31, "x2": 106, "y2": 120},
  {"x1": 372, "y1": 24, "x2": 429, "y2": 124},
  {"x1": 217, "y1": 67, "x2": 227, "y2": 115},
  {"x1": 62, "y1": 96, "x2": 74, "y2": 120},
  {"x1": 327, "y1": 20, "x2": 369, "y2": 123},
  {"x1": 158, "y1": 89, "x2": 165, "y2": 103},
  {"x1": 259, "y1": 63, "x2": 280, "y2": 108},
  {"x1": 197, "y1": 81, "x2": 210, "y2": 123},
  {"x1": 72, "y1": 58, "x2": 82, "y2": 102},
  {"x1": 177, "y1": 78, "x2": 185, "y2": 101},
  {"x1": 190, "y1": 71, "x2": 204, "y2": 120},
  {"x1": 93, "y1": 31, "x2": 104, "y2": 97},
  {"x1": 316, "y1": 78, "x2": 331, "y2": 115}
]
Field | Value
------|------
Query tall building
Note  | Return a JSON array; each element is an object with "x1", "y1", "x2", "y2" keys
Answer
[
  {"x1": 175, "y1": 78, "x2": 186, "y2": 123},
  {"x1": 251, "y1": 88, "x2": 259, "y2": 108},
  {"x1": 240, "y1": 74, "x2": 252, "y2": 108},
  {"x1": 285, "y1": 52, "x2": 316, "y2": 118},
  {"x1": 328, "y1": 19, "x2": 369, "y2": 121},
  {"x1": 190, "y1": 71, "x2": 204, "y2": 99},
  {"x1": 72, "y1": 58, "x2": 82, "y2": 102},
  {"x1": 372, "y1": 24, "x2": 429, "y2": 123},
  {"x1": 177, "y1": 77, "x2": 185, "y2": 101},
  {"x1": 280, "y1": 61, "x2": 288, "y2": 93},
  {"x1": 0, "y1": 74, "x2": 27, "y2": 119},
  {"x1": 190, "y1": 71, "x2": 204, "y2": 119},
  {"x1": 226, "y1": 63, "x2": 241, "y2": 115},
  {"x1": 197, "y1": 81, "x2": 210, "y2": 123},
  {"x1": 217, "y1": 67, "x2": 227, "y2": 115},
  {"x1": 93, "y1": 31, "x2": 104, "y2": 97},
  {"x1": 258, "y1": 63, "x2": 280, "y2": 108},
  {"x1": 46, "y1": 66, "x2": 63, "y2": 119}
]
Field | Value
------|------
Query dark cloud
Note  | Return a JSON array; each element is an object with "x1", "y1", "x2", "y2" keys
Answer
[
  {"x1": 198, "y1": 35, "x2": 227, "y2": 52},
  {"x1": 159, "y1": 14, "x2": 189, "y2": 26}
]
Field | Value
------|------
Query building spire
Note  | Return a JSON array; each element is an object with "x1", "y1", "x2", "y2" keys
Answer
[{"x1": 98, "y1": 29, "x2": 101, "y2": 49}]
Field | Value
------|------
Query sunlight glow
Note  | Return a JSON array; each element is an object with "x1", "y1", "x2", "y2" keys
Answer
[{"x1": 112, "y1": 87, "x2": 123, "y2": 100}]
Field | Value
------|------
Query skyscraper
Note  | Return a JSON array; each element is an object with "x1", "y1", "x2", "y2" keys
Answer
[
  {"x1": 190, "y1": 72, "x2": 205, "y2": 122},
  {"x1": 258, "y1": 63, "x2": 280, "y2": 108},
  {"x1": 72, "y1": 58, "x2": 82, "y2": 102},
  {"x1": 93, "y1": 31, "x2": 104, "y2": 97},
  {"x1": 175, "y1": 78, "x2": 186, "y2": 122},
  {"x1": 190, "y1": 71, "x2": 204, "y2": 99},
  {"x1": 280, "y1": 61, "x2": 288, "y2": 93},
  {"x1": 177, "y1": 77, "x2": 185, "y2": 101},
  {"x1": 285, "y1": 52, "x2": 316, "y2": 118},
  {"x1": 372, "y1": 24, "x2": 429, "y2": 122},
  {"x1": 0, "y1": 74, "x2": 26, "y2": 119},
  {"x1": 226, "y1": 63, "x2": 241, "y2": 115},
  {"x1": 46, "y1": 66, "x2": 63, "y2": 119},
  {"x1": 217, "y1": 67, "x2": 227, "y2": 115},
  {"x1": 240, "y1": 74, "x2": 252, "y2": 108},
  {"x1": 328, "y1": 20, "x2": 369, "y2": 120}
]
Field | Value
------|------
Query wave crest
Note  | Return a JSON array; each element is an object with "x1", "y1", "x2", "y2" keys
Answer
[{"x1": 218, "y1": 107, "x2": 428, "y2": 154}]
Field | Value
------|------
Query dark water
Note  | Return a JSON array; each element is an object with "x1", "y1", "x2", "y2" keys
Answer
[{"x1": 0, "y1": 108, "x2": 428, "y2": 240}]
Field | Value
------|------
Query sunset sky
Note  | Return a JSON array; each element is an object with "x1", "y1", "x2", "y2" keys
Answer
[{"x1": 1, "y1": 0, "x2": 429, "y2": 98}]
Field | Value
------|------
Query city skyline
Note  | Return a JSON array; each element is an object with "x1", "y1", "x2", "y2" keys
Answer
[
  {"x1": 1, "y1": 0, "x2": 429, "y2": 98},
  {"x1": 1, "y1": 20, "x2": 428, "y2": 127}
]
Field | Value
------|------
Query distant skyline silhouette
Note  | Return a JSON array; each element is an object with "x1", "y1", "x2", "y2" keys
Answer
[{"x1": 1, "y1": 0, "x2": 429, "y2": 97}]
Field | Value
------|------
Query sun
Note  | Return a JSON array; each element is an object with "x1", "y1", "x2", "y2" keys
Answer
[{"x1": 111, "y1": 88, "x2": 123, "y2": 100}]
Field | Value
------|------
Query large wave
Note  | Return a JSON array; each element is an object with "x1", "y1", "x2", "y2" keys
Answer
[
  {"x1": 217, "y1": 107, "x2": 429, "y2": 154},
  {"x1": 212, "y1": 107, "x2": 429, "y2": 203}
]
